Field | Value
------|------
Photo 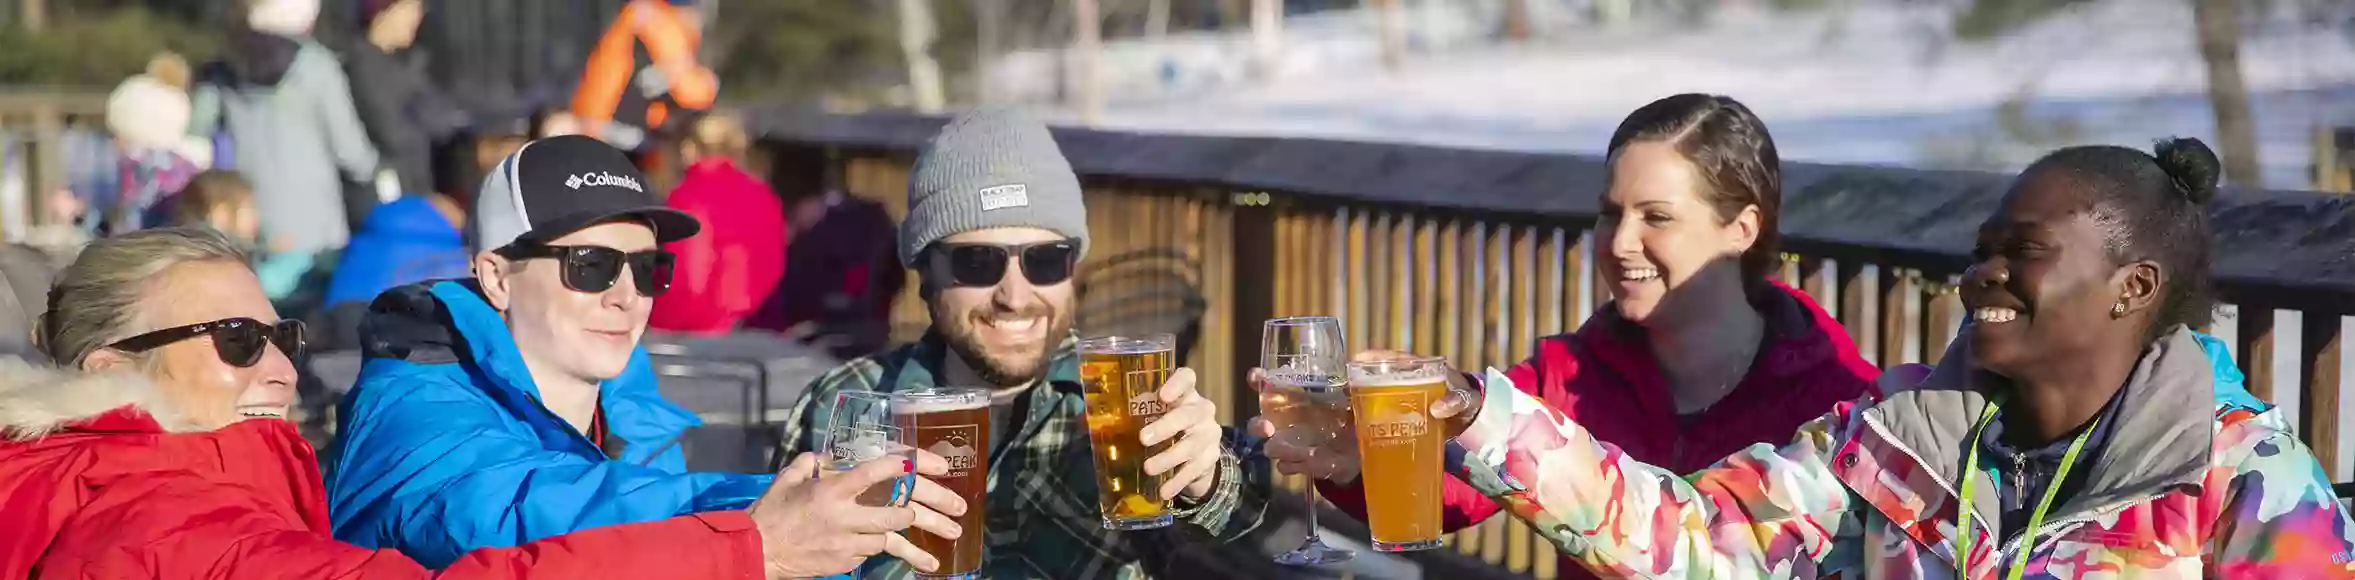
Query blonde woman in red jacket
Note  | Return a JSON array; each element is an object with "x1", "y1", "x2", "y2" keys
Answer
[
  {"x1": 1253, "y1": 95, "x2": 1880, "y2": 579},
  {"x1": 0, "y1": 228, "x2": 949, "y2": 579}
]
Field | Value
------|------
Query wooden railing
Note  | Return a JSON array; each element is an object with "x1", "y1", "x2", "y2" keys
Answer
[{"x1": 755, "y1": 110, "x2": 2355, "y2": 578}]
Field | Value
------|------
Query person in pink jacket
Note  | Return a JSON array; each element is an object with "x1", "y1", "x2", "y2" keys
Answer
[
  {"x1": 1259, "y1": 94, "x2": 1881, "y2": 579},
  {"x1": 649, "y1": 112, "x2": 788, "y2": 334},
  {"x1": 1265, "y1": 138, "x2": 2355, "y2": 577}
]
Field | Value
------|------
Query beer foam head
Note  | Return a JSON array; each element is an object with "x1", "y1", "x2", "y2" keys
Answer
[
  {"x1": 1347, "y1": 375, "x2": 1447, "y2": 388},
  {"x1": 1346, "y1": 357, "x2": 1450, "y2": 387},
  {"x1": 1079, "y1": 334, "x2": 1174, "y2": 355},
  {"x1": 894, "y1": 388, "x2": 990, "y2": 412}
]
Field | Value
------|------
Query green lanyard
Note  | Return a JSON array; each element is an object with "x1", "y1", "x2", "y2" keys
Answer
[{"x1": 1953, "y1": 394, "x2": 2099, "y2": 580}]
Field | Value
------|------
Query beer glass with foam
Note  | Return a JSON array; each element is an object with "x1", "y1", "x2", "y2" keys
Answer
[
  {"x1": 1345, "y1": 355, "x2": 1450, "y2": 552},
  {"x1": 891, "y1": 388, "x2": 992, "y2": 580},
  {"x1": 1078, "y1": 333, "x2": 1177, "y2": 530}
]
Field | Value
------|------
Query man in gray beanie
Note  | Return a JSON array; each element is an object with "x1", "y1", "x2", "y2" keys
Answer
[{"x1": 781, "y1": 108, "x2": 1263, "y2": 578}]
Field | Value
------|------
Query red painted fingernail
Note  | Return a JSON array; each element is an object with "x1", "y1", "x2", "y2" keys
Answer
[{"x1": 905, "y1": 459, "x2": 915, "y2": 473}]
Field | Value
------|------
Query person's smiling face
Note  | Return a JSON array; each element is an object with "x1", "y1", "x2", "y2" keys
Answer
[{"x1": 1961, "y1": 170, "x2": 2135, "y2": 379}]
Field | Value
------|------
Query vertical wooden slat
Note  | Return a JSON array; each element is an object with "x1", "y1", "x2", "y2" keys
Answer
[
  {"x1": 1369, "y1": 212, "x2": 1395, "y2": 350},
  {"x1": 1880, "y1": 268, "x2": 1914, "y2": 368},
  {"x1": 1922, "y1": 278, "x2": 1963, "y2": 365},
  {"x1": 1798, "y1": 257, "x2": 1828, "y2": 305},
  {"x1": 1437, "y1": 219, "x2": 1464, "y2": 365},
  {"x1": 1414, "y1": 218, "x2": 1442, "y2": 353},
  {"x1": 1540, "y1": 227, "x2": 1570, "y2": 337},
  {"x1": 1841, "y1": 262, "x2": 1881, "y2": 365},
  {"x1": 1389, "y1": 214, "x2": 1416, "y2": 350},
  {"x1": 2239, "y1": 308, "x2": 2276, "y2": 403},
  {"x1": 1345, "y1": 208, "x2": 1372, "y2": 354},
  {"x1": 2300, "y1": 314, "x2": 2341, "y2": 480}
]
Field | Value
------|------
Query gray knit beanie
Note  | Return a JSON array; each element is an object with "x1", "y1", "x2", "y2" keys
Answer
[{"x1": 898, "y1": 108, "x2": 1089, "y2": 267}]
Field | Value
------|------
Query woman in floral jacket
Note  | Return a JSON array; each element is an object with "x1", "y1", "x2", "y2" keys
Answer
[{"x1": 1271, "y1": 137, "x2": 2355, "y2": 578}]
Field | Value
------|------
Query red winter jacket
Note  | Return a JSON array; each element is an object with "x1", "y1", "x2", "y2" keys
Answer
[
  {"x1": 1319, "y1": 280, "x2": 1879, "y2": 578},
  {"x1": 0, "y1": 362, "x2": 765, "y2": 579},
  {"x1": 651, "y1": 158, "x2": 788, "y2": 335}
]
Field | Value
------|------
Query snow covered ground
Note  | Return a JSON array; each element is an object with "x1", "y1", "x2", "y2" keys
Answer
[{"x1": 1023, "y1": 0, "x2": 2355, "y2": 188}]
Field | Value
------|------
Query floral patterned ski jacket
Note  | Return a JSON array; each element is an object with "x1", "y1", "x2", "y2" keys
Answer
[{"x1": 1451, "y1": 327, "x2": 2355, "y2": 578}]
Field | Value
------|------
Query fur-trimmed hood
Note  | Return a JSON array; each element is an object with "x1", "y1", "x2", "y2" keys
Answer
[{"x1": 0, "y1": 359, "x2": 202, "y2": 440}]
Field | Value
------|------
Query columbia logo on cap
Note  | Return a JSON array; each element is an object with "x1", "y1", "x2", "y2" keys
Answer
[{"x1": 566, "y1": 171, "x2": 644, "y2": 193}]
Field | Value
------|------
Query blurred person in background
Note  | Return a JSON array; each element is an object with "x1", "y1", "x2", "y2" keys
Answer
[
  {"x1": 0, "y1": 227, "x2": 917, "y2": 579},
  {"x1": 570, "y1": 0, "x2": 716, "y2": 161},
  {"x1": 73, "y1": 54, "x2": 202, "y2": 237},
  {"x1": 648, "y1": 111, "x2": 786, "y2": 335},
  {"x1": 151, "y1": 171, "x2": 316, "y2": 303},
  {"x1": 191, "y1": 0, "x2": 382, "y2": 255},
  {"x1": 339, "y1": 0, "x2": 469, "y2": 201},
  {"x1": 324, "y1": 136, "x2": 965, "y2": 572},
  {"x1": 749, "y1": 155, "x2": 903, "y2": 360},
  {"x1": 314, "y1": 190, "x2": 468, "y2": 350}
]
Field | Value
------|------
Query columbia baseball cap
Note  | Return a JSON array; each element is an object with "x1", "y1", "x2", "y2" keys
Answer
[{"x1": 470, "y1": 135, "x2": 700, "y2": 254}]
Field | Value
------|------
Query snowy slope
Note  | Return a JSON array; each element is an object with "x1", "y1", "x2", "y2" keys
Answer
[{"x1": 1041, "y1": 0, "x2": 2355, "y2": 187}]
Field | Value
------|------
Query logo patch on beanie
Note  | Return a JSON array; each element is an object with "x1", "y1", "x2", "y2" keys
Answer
[{"x1": 979, "y1": 184, "x2": 1030, "y2": 211}]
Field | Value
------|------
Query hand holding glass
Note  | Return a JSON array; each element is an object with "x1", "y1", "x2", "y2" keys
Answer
[{"x1": 1255, "y1": 316, "x2": 1356, "y2": 565}]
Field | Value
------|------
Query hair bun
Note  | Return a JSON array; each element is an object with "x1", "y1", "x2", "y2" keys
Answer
[{"x1": 2153, "y1": 137, "x2": 2220, "y2": 205}]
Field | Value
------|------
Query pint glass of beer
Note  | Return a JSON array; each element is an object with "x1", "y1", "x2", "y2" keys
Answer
[
  {"x1": 891, "y1": 388, "x2": 992, "y2": 580},
  {"x1": 1077, "y1": 333, "x2": 1177, "y2": 530},
  {"x1": 1345, "y1": 355, "x2": 1450, "y2": 552}
]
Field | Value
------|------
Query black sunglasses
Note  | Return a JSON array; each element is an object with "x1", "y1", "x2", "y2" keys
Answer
[
  {"x1": 110, "y1": 317, "x2": 306, "y2": 368},
  {"x1": 499, "y1": 243, "x2": 675, "y2": 297},
  {"x1": 929, "y1": 241, "x2": 1079, "y2": 288}
]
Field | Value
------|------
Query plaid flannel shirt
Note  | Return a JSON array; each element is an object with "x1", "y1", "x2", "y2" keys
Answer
[{"x1": 779, "y1": 334, "x2": 1265, "y2": 579}]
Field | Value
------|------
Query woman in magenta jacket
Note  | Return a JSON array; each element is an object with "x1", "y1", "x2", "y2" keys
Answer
[
  {"x1": 650, "y1": 112, "x2": 787, "y2": 335},
  {"x1": 1257, "y1": 94, "x2": 1880, "y2": 579}
]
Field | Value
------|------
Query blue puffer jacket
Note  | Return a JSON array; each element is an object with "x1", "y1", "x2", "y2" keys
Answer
[
  {"x1": 324, "y1": 280, "x2": 773, "y2": 568},
  {"x1": 322, "y1": 195, "x2": 469, "y2": 307}
]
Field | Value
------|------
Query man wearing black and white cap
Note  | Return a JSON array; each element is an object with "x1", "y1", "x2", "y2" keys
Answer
[{"x1": 325, "y1": 135, "x2": 965, "y2": 577}]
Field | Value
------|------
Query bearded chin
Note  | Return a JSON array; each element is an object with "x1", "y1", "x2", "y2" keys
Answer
[{"x1": 944, "y1": 318, "x2": 1069, "y2": 388}]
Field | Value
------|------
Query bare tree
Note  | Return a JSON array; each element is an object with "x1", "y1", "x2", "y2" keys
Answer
[
  {"x1": 1147, "y1": 0, "x2": 1170, "y2": 39},
  {"x1": 1503, "y1": 0, "x2": 1531, "y2": 41},
  {"x1": 1073, "y1": 0, "x2": 1104, "y2": 123},
  {"x1": 1250, "y1": 0, "x2": 1282, "y2": 78},
  {"x1": 2194, "y1": 0, "x2": 2262, "y2": 187},
  {"x1": 1952, "y1": 0, "x2": 2264, "y2": 188},
  {"x1": 1375, "y1": 0, "x2": 1404, "y2": 70},
  {"x1": 900, "y1": 0, "x2": 946, "y2": 113}
]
